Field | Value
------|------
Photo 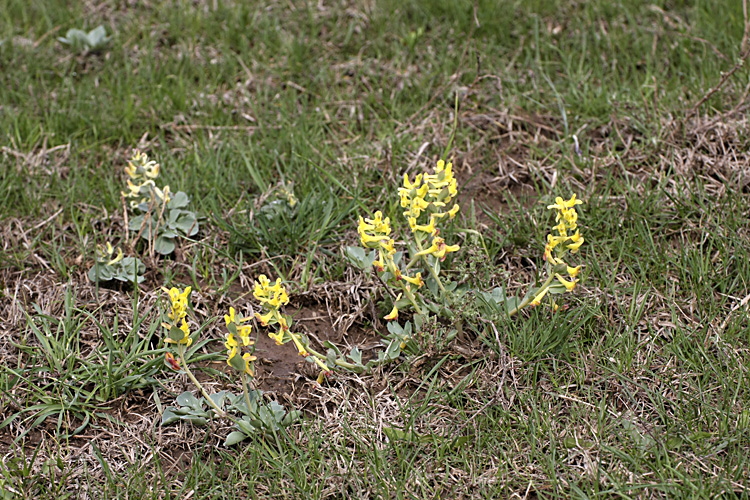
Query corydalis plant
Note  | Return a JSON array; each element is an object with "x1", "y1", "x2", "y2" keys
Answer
[
  {"x1": 58, "y1": 25, "x2": 110, "y2": 52},
  {"x1": 88, "y1": 242, "x2": 145, "y2": 284},
  {"x1": 253, "y1": 275, "x2": 403, "y2": 382},
  {"x1": 480, "y1": 194, "x2": 585, "y2": 318},
  {"x1": 253, "y1": 275, "x2": 332, "y2": 380},
  {"x1": 122, "y1": 149, "x2": 199, "y2": 255},
  {"x1": 354, "y1": 159, "x2": 461, "y2": 322},
  {"x1": 159, "y1": 287, "x2": 299, "y2": 445}
]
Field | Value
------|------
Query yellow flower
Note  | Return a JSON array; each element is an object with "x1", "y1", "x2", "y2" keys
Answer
[
  {"x1": 566, "y1": 265, "x2": 581, "y2": 278},
  {"x1": 238, "y1": 325, "x2": 253, "y2": 346},
  {"x1": 225, "y1": 332, "x2": 238, "y2": 351},
  {"x1": 567, "y1": 231, "x2": 584, "y2": 252},
  {"x1": 423, "y1": 160, "x2": 457, "y2": 203},
  {"x1": 96, "y1": 242, "x2": 124, "y2": 265},
  {"x1": 447, "y1": 203, "x2": 460, "y2": 218},
  {"x1": 253, "y1": 275, "x2": 289, "y2": 309},
  {"x1": 547, "y1": 194, "x2": 582, "y2": 211},
  {"x1": 384, "y1": 294, "x2": 402, "y2": 321},
  {"x1": 402, "y1": 272, "x2": 423, "y2": 288},
  {"x1": 529, "y1": 287, "x2": 549, "y2": 307},
  {"x1": 126, "y1": 150, "x2": 160, "y2": 181},
  {"x1": 555, "y1": 274, "x2": 577, "y2": 291},
  {"x1": 224, "y1": 307, "x2": 237, "y2": 326},
  {"x1": 242, "y1": 353, "x2": 257, "y2": 376},
  {"x1": 384, "y1": 304, "x2": 399, "y2": 321},
  {"x1": 406, "y1": 196, "x2": 430, "y2": 218},
  {"x1": 401, "y1": 172, "x2": 423, "y2": 191},
  {"x1": 411, "y1": 217, "x2": 437, "y2": 235},
  {"x1": 255, "y1": 310, "x2": 275, "y2": 326},
  {"x1": 434, "y1": 239, "x2": 460, "y2": 260},
  {"x1": 358, "y1": 212, "x2": 393, "y2": 248},
  {"x1": 154, "y1": 185, "x2": 171, "y2": 204},
  {"x1": 414, "y1": 240, "x2": 440, "y2": 258},
  {"x1": 379, "y1": 238, "x2": 396, "y2": 255},
  {"x1": 226, "y1": 348, "x2": 257, "y2": 376},
  {"x1": 165, "y1": 318, "x2": 192, "y2": 346},
  {"x1": 108, "y1": 247, "x2": 124, "y2": 265},
  {"x1": 164, "y1": 286, "x2": 191, "y2": 321},
  {"x1": 360, "y1": 231, "x2": 389, "y2": 246},
  {"x1": 291, "y1": 335, "x2": 309, "y2": 357},
  {"x1": 268, "y1": 330, "x2": 284, "y2": 345}
]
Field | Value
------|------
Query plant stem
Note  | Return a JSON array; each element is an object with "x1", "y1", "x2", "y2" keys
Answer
[
  {"x1": 178, "y1": 344, "x2": 227, "y2": 418},
  {"x1": 507, "y1": 273, "x2": 556, "y2": 318},
  {"x1": 382, "y1": 252, "x2": 424, "y2": 315},
  {"x1": 413, "y1": 237, "x2": 446, "y2": 295},
  {"x1": 398, "y1": 281, "x2": 423, "y2": 315},
  {"x1": 422, "y1": 255, "x2": 446, "y2": 293},
  {"x1": 290, "y1": 333, "x2": 360, "y2": 371},
  {"x1": 240, "y1": 373, "x2": 253, "y2": 416}
]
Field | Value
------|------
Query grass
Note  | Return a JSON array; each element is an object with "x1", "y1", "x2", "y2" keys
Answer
[{"x1": 2, "y1": 0, "x2": 750, "y2": 498}]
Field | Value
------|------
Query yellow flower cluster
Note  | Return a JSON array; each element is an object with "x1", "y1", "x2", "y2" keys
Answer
[
  {"x1": 96, "y1": 242, "x2": 123, "y2": 265},
  {"x1": 358, "y1": 212, "x2": 424, "y2": 320},
  {"x1": 399, "y1": 160, "x2": 460, "y2": 237},
  {"x1": 546, "y1": 194, "x2": 584, "y2": 255},
  {"x1": 122, "y1": 149, "x2": 171, "y2": 208},
  {"x1": 224, "y1": 307, "x2": 256, "y2": 376},
  {"x1": 357, "y1": 211, "x2": 397, "y2": 271},
  {"x1": 253, "y1": 275, "x2": 290, "y2": 345},
  {"x1": 252, "y1": 274, "x2": 331, "y2": 378},
  {"x1": 162, "y1": 286, "x2": 192, "y2": 346},
  {"x1": 532, "y1": 195, "x2": 584, "y2": 306}
]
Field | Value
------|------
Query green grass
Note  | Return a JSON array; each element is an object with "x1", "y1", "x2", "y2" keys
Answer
[{"x1": 2, "y1": 0, "x2": 750, "y2": 498}]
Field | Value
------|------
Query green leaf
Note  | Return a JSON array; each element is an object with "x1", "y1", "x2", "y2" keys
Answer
[
  {"x1": 169, "y1": 326, "x2": 186, "y2": 342},
  {"x1": 413, "y1": 314, "x2": 426, "y2": 332},
  {"x1": 208, "y1": 391, "x2": 228, "y2": 409},
  {"x1": 345, "y1": 246, "x2": 375, "y2": 270},
  {"x1": 236, "y1": 418, "x2": 257, "y2": 434},
  {"x1": 180, "y1": 415, "x2": 207, "y2": 426},
  {"x1": 504, "y1": 296, "x2": 520, "y2": 314},
  {"x1": 387, "y1": 322, "x2": 404, "y2": 335},
  {"x1": 174, "y1": 212, "x2": 199, "y2": 236},
  {"x1": 175, "y1": 392, "x2": 202, "y2": 410},
  {"x1": 282, "y1": 410, "x2": 302, "y2": 426},
  {"x1": 168, "y1": 191, "x2": 190, "y2": 209},
  {"x1": 161, "y1": 409, "x2": 180, "y2": 425},
  {"x1": 547, "y1": 282, "x2": 569, "y2": 295},
  {"x1": 346, "y1": 245, "x2": 365, "y2": 261},
  {"x1": 322, "y1": 341, "x2": 342, "y2": 357},
  {"x1": 326, "y1": 348, "x2": 338, "y2": 367},
  {"x1": 154, "y1": 235, "x2": 176, "y2": 255},
  {"x1": 229, "y1": 352, "x2": 246, "y2": 372},
  {"x1": 128, "y1": 214, "x2": 146, "y2": 232},
  {"x1": 384, "y1": 339, "x2": 401, "y2": 360},
  {"x1": 227, "y1": 322, "x2": 237, "y2": 335},
  {"x1": 425, "y1": 275, "x2": 439, "y2": 296},
  {"x1": 348, "y1": 347, "x2": 363, "y2": 365},
  {"x1": 89, "y1": 265, "x2": 113, "y2": 282},
  {"x1": 224, "y1": 431, "x2": 248, "y2": 446}
]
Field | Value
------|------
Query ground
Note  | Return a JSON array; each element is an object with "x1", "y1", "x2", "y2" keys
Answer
[{"x1": 1, "y1": 0, "x2": 750, "y2": 498}]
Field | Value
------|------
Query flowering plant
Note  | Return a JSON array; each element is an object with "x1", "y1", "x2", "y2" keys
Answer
[
  {"x1": 349, "y1": 155, "x2": 585, "y2": 350},
  {"x1": 479, "y1": 194, "x2": 584, "y2": 319},
  {"x1": 252, "y1": 275, "x2": 403, "y2": 383},
  {"x1": 88, "y1": 241, "x2": 145, "y2": 284},
  {"x1": 123, "y1": 150, "x2": 199, "y2": 255},
  {"x1": 159, "y1": 286, "x2": 299, "y2": 446}
]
